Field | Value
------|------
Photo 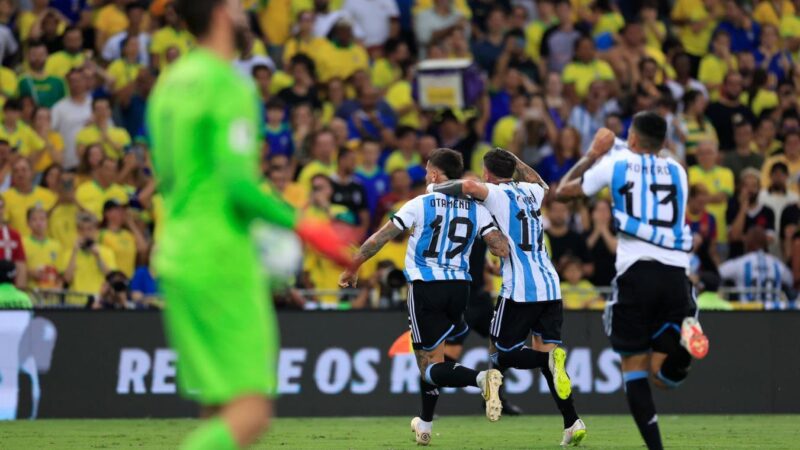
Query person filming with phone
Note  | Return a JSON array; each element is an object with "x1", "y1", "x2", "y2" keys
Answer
[{"x1": 62, "y1": 211, "x2": 117, "y2": 305}]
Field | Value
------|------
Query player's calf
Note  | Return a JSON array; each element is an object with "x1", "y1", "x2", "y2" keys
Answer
[{"x1": 651, "y1": 325, "x2": 694, "y2": 390}]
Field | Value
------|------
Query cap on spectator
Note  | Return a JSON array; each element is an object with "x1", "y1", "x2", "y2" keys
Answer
[
  {"x1": 103, "y1": 199, "x2": 128, "y2": 213},
  {"x1": 0, "y1": 259, "x2": 16, "y2": 284}
]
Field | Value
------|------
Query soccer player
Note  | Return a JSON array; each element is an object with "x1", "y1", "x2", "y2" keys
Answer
[
  {"x1": 556, "y1": 113, "x2": 710, "y2": 450},
  {"x1": 147, "y1": 1, "x2": 351, "y2": 449},
  {"x1": 719, "y1": 226, "x2": 794, "y2": 308},
  {"x1": 339, "y1": 148, "x2": 508, "y2": 446},
  {"x1": 431, "y1": 148, "x2": 586, "y2": 447}
]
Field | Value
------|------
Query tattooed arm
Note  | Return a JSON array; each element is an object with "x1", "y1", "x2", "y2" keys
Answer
[
  {"x1": 506, "y1": 150, "x2": 549, "y2": 191},
  {"x1": 483, "y1": 229, "x2": 510, "y2": 258},
  {"x1": 556, "y1": 127, "x2": 616, "y2": 199},
  {"x1": 338, "y1": 220, "x2": 404, "y2": 288}
]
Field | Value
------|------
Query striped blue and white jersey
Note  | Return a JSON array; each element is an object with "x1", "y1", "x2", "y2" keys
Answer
[
  {"x1": 480, "y1": 182, "x2": 561, "y2": 303},
  {"x1": 582, "y1": 145, "x2": 691, "y2": 276},
  {"x1": 392, "y1": 193, "x2": 497, "y2": 282},
  {"x1": 719, "y1": 250, "x2": 793, "y2": 303}
]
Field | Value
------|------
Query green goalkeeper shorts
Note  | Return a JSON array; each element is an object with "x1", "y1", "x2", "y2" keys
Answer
[{"x1": 161, "y1": 270, "x2": 278, "y2": 405}]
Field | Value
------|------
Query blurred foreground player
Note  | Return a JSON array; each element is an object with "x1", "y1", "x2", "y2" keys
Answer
[
  {"x1": 148, "y1": 1, "x2": 351, "y2": 449},
  {"x1": 557, "y1": 115, "x2": 710, "y2": 450}
]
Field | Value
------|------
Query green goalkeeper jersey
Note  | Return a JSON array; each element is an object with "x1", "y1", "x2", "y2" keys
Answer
[{"x1": 147, "y1": 49, "x2": 296, "y2": 281}]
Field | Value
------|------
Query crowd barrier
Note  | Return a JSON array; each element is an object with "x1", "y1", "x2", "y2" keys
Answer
[{"x1": 0, "y1": 310, "x2": 798, "y2": 419}]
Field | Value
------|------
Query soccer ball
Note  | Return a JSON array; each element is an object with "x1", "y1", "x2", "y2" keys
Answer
[{"x1": 252, "y1": 222, "x2": 302, "y2": 282}]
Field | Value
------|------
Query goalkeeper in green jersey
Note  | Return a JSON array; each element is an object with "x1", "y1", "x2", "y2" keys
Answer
[{"x1": 147, "y1": 1, "x2": 352, "y2": 448}]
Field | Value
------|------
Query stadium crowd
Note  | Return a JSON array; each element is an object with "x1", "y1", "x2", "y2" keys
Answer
[{"x1": 0, "y1": 0, "x2": 796, "y2": 310}]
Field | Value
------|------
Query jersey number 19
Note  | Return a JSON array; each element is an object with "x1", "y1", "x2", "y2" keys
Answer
[{"x1": 422, "y1": 216, "x2": 474, "y2": 259}]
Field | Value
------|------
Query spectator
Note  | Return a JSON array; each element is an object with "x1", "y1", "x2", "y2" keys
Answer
[
  {"x1": 0, "y1": 195, "x2": 26, "y2": 288},
  {"x1": 48, "y1": 169, "x2": 78, "y2": 250},
  {"x1": 107, "y1": 37, "x2": 144, "y2": 96},
  {"x1": 723, "y1": 119, "x2": 765, "y2": 180},
  {"x1": 471, "y1": 7, "x2": 507, "y2": 74},
  {"x1": 343, "y1": 0, "x2": 399, "y2": 50},
  {"x1": 101, "y1": 1, "x2": 150, "y2": 67},
  {"x1": 727, "y1": 168, "x2": 776, "y2": 257},
  {"x1": 510, "y1": 95, "x2": 559, "y2": 166},
  {"x1": 540, "y1": 0, "x2": 584, "y2": 74},
  {"x1": 678, "y1": 90, "x2": 718, "y2": 165},
  {"x1": 354, "y1": 139, "x2": 389, "y2": 225},
  {"x1": 289, "y1": 103, "x2": 316, "y2": 159},
  {"x1": 63, "y1": 212, "x2": 117, "y2": 299},
  {"x1": 715, "y1": 0, "x2": 761, "y2": 53},
  {"x1": 671, "y1": 0, "x2": 720, "y2": 72},
  {"x1": 536, "y1": 127, "x2": 580, "y2": 185},
  {"x1": 23, "y1": 206, "x2": 62, "y2": 290},
  {"x1": 699, "y1": 30, "x2": 739, "y2": 100},
  {"x1": 754, "y1": 24, "x2": 793, "y2": 83},
  {"x1": 414, "y1": 0, "x2": 468, "y2": 57},
  {"x1": 666, "y1": 52, "x2": 709, "y2": 102},
  {"x1": 264, "y1": 156, "x2": 308, "y2": 210},
  {"x1": 605, "y1": 20, "x2": 666, "y2": 89},
  {"x1": 371, "y1": 39, "x2": 410, "y2": 90},
  {"x1": 45, "y1": 26, "x2": 85, "y2": 79},
  {"x1": 0, "y1": 15, "x2": 16, "y2": 63},
  {"x1": 524, "y1": 0, "x2": 557, "y2": 65},
  {"x1": 2, "y1": 158, "x2": 56, "y2": 236},
  {"x1": 30, "y1": 107, "x2": 64, "y2": 174},
  {"x1": 706, "y1": 71, "x2": 756, "y2": 151},
  {"x1": 754, "y1": 116, "x2": 782, "y2": 156},
  {"x1": 263, "y1": 98, "x2": 294, "y2": 160},
  {"x1": 583, "y1": 199, "x2": 617, "y2": 287},
  {"x1": 283, "y1": 10, "x2": 327, "y2": 68},
  {"x1": 0, "y1": 259, "x2": 31, "y2": 308},
  {"x1": 559, "y1": 256, "x2": 602, "y2": 310},
  {"x1": 130, "y1": 246, "x2": 159, "y2": 307},
  {"x1": 689, "y1": 141, "x2": 735, "y2": 248},
  {"x1": 117, "y1": 67, "x2": 155, "y2": 140},
  {"x1": 719, "y1": 226, "x2": 794, "y2": 305},
  {"x1": 346, "y1": 84, "x2": 396, "y2": 142},
  {"x1": 761, "y1": 130, "x2": 800, "y2": 194},
  {"x1": 149, "y1": 2, "x2": 193, "y2": 69},
  {"x1": 39, "y1": 164, "x2": 62, "y2": 193},
  {"x1": 99, "y1": 199, "x2": 147, "y2": 279},
  {"x1": 252, "y1": 64, "x2": 273, "y2": 110},
  {"x1": 496, "y1": 29, "x2": 540, "y2": 85},
  {"x1": 76, "y1": 143, "x2": 105, "y2": 186},
  {"x1": 92, "y1": 270, "x2": 134, "y2": 310},
  {"x1": 312, "y1": 0, "x2": 366, "y2": 41},
  {"x1": 94, "y1": 0, "x2": 130, "y2": 48},
  {"x1": 0, "y1": 99, "x2": 46, "y2": 161},
  {"x1": 331, "y1": 147, "x2": 370, "y2": 237},
  {"x1": 546, "y1": 198, "x2": 592, "y2": 275},
  {"x1": 492, "y1": 93, "x2": 526, "y2": 151},
  {"x1": 316, "y1": 18, "x2": 369, "y2": 83},
  {"x1": 75, "y1": 157, "x2": 128, "y2": 220},
  {"x1": 695, "y1": 272, "x2": 734, "y2": 310},
  {"x1": 233, "y1": 28, "x2": 276, "y2": 79},
  {"x1": 376, "y1": 168, "x2": 412, "y2": 223},
  {"x1": 568, "y1": 80, "x2": 619, "y2": 154},
  {"x1": 297, "y1": 129, "x2": 337, "y2": 188},
  {"x1": 278, "y1": 54, "x2": 321, "y2": 110},
  {"x1": 759, "y1": 162, "x2": 800, "y2": 234},
  {"x1": 641, "y1": 1, "x2": 666, "y2": 51},
  {"x1": 687, "y1": 184, "x2": 722, "y2": 273},
  {"x1": 385, "y1": 126, "x2": 421, "y2": 174},
  {"x1": 562, "y1": 35, "x2": 615, "y2": 105},
  {"x1": 75, "y1": 96, "x2": 131, "y2": 162},
  {"x1": 18, "y1": 0, "x2": 65, "y2": 43},
  {"x1": 51, "y1": 68, "x2": 92, "y2": 169},
  {"x1": 18, "y1": 41, "x2": 67, "y2": 108}
]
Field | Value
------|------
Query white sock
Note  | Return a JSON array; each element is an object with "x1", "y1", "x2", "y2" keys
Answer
[
  {"x1": 476, "y1": 370, "x2": 486, "y2": 388},
  {"x1": 418, "y1": 419, "x2": 432, "y2": 433}
]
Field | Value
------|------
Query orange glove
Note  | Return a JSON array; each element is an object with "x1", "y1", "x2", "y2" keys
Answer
[{"x1": 295, "y1": 217, "x2": 354, "y2": 268}]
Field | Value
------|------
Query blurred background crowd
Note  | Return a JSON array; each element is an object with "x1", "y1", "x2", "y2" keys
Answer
[{"x1": 0, "y1": 0, "x2": 797, "y2": 311}]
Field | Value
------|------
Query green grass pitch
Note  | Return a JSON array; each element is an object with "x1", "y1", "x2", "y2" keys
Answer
[{"x1": 0, "y1": 415, "x2": 795, "y2": 449}]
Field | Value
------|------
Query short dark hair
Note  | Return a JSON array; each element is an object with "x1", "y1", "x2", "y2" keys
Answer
[
  {"x1": 92, "y1": 96, "x2": 111, "y2": 109},
  {"x1": 631, "y1": 111, "x2": 667, "y2": 152},
  {"x1": 3, "y1": 98, "x2": 20, "y2": 112},
  {"x1": 428, "y1": 148, "x2": 464, "y2": 180},
  {"x1": 395, "y1": 125, "x2": 416, "y2": 140},
  {"x1": 770, "y1": 161, "x2": 789, "y2": 175},
  {"x1": 483, "y1": 148, "x2": 517, "y2": 179},
  {"x1": 175, "y1": 0, "x2": 225, "y2": 37},
  {"x1": 337, "y1": 145, "x2": 354, "y2": 162},
  {"x1": 251, "y1": 64, "x2": 272, "y2": 77},
  {"x1": 27, "y1": 40, "x2": 47, "y2": 51},
  {"x1": 265, "y1": 97, "x2": 285, "y2": 111}
]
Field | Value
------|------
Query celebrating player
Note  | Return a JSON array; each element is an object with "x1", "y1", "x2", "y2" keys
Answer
[
  {"x1": 339, "y1": 148, "x2": 508, "y2": 446},
  {"x1": 147, "y1": 1, "x2": 351, "y2": 449},
  {"x1": 431, "y1": 149, "x2": 586, "y2": 447},
  {"x1": 556, "y1": 113, "x2": 710, "y2": 450}
]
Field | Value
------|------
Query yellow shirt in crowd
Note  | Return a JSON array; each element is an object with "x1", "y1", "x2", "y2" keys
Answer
[
  {"x1": 492, "y1": 116, "x2": 518, "y2": 151},
  {"x1": 297, "y1": 160, "x2": 336, "y2": 188},
  {"x1": 282, "y1": 37, "x2": 327, "y2": 68},
  {"x1": 593, "y1": 12, "x2": 625, "y2": 37},
  {"x1": 698, "y1": 54, "x2": 738, "y2": 100},
  {"x1": 67, "y1": 245, "x2": 117, "y2": 299},
  {"x1": 688, "y1": 165, "x2": 734, "y2": 243},
  {"x1": 0, "y1": 121, "x2": 45, "y2": 156},
  {"x1": 562, "y1": 59, "x2": 615, "y2": 99},
  {"x1": 316, "y1": 41, "x2": 369, "y2": 83},
  {"x1": 385, "y1": 80, "x2": 420, "y2": 129},
  {"x1": 23, "y1": 235, "x2": 63, "y2": 290},
  {"x1": 99, "y1": 228, "x2": 137, "y2": 278},
  {"x1": 560, "y1": 280, "x2": 603, "y2": 310},
  {"x1": 2, "y1": 187, "x2": 57, "y2": 236},
  {"x1": 34, "y1": 131, "x2": 64, "y2": 173},
  {"x1": 45, "y1": 51, "x2": 86, "y2": 78},
  {"x1": 385, "y1": 150, "x2": 421, "y2": 175},
  {"x1": 75, "y1": 125, "x2": 132, "y2": 160},
  {"x1": 107, "y1": 59, "x2": 142, "y2": 91},
  {"x1": 75, "y1": 181, "x2": 129, "y2": 220},
  {"x1": 48, "y1": 203, "x2": 79, "y2": 250},
  {"x1": 753, "y1": 0, "x2": 795, "y2": 27},
  {"x1": 150, "y1": 26, "x2": 194, "y2": 68},
  {"x1": 94, "y1": 4, "x2": 129, "y2": 40},
  {"x1": 672, "y1": 0, "x2": 718, "y2": 57},
  {"x1": 0, "y1": 66, "x2": 18, "y2": 101}
]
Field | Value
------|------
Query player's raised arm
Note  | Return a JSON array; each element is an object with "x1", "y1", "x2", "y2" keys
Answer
[
  {"x1": 555, "y1": 127, "x2": 616, "y2": 199},
  {"x1": 430, "y1": 179, "x2": 490, "y2": 201},
  {"x1": 503, "y1": 148, "x2": 549, "y2": 191},
  {"x1": 338, "y1": 220, "x2": 404, "y2": 288}
]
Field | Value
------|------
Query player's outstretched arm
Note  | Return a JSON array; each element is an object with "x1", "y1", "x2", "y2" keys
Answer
[
  {"x1": 431, "y1": 179, "x2": 490, "y2": 201},
  {"x1": 483, "y1": 230, "x2": 510, "y2": 258},
  {"x1": 504, "y1": 149, "x2": 549, "y2": 191},
  {"x1": 556, "y1": 127, "x2": 616, "y2": 199},
  {"x1": 338, "y1": 221, "x2": 404, "y2": 288}
]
